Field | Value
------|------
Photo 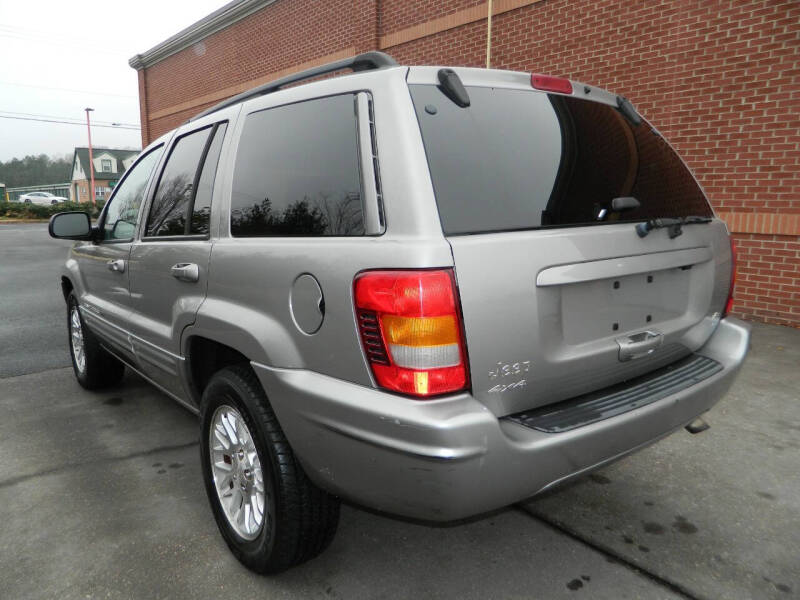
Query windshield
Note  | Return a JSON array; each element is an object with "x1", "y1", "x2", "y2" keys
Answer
[{"x1": 410, "y1": 85, "x2": 712, "y2": 235}]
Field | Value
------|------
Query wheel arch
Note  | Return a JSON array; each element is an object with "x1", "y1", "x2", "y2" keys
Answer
[
  {"x1": 61, "y1": 255, "x2": 84, "y2": 304},
  {"x1": 60, "y1": 276, "x2": 74, "y2": 302},
  {"x1": 184, "y1": 298, "x2": 303, "y2": 375},
  {"x1": 183, "y1": 335, "x2": 252, "y2": 404}
]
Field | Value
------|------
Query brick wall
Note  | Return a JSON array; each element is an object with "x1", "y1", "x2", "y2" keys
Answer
[
  {"x1": 734, "y1": 233, "x2": 800, "y2": 326},
  {"x1": 134, "y1": 0, "x2": 800, "y2": 326}
]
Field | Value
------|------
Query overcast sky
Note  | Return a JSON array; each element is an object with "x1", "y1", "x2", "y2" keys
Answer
[{"x1": 0, "y1": 0, "x2": 229, "y2": 162}]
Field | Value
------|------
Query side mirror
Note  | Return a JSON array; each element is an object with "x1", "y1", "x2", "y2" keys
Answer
[
  {"x1": 49, "y1": 212, "x2": 92, "y2": 240},
  {"x1": 110, "y1": 219, "x2": 135, "y2": 241}
]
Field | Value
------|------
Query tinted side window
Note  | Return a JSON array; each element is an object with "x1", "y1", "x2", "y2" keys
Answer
[
  {"x1": 102, "y1": 146, "x2": 163, "y2": 241},
  {"x1": 145, "y1": 127, "x2": 212, "y2": 237},
  {"x1": 191, "y1": 123, "x2": 227, "y2": 235},
  {"x1": 231, "y1": 95, "x2": 364, "y2": 237}
]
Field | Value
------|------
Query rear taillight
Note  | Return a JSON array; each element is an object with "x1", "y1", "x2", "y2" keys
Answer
[
  {"x1": 723, "y1": 238, "x2": 737, "y2": 317},
  {"x1": 531, "y1": 74, "x2": 573, "y2": 94},
  {"x1": 354, "y1": 269, "x2": 469, "y2": 398}
]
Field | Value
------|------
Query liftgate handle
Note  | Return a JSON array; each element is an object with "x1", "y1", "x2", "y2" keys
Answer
[{"x1": 616, "y1": 330, "x2": 663, "y2": 362}]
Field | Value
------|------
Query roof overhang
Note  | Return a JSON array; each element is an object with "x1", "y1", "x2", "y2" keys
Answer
[{"x1": 128, "y1": 0, "x2": 275, "y2": 70}]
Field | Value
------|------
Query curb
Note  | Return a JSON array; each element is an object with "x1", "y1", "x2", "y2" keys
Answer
[{"x1": 0, "y1": 219, "x2": 50, "y2": 224}]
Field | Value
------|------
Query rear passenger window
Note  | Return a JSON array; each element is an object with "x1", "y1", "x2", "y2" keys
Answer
[
  {"x1": 145, "y1": 123, "x2": 226, "y2": 238},
  {"x1": 191, "y1": 123, "x2": 227, "y2": 235},
  {"x1": 231, "y1": 95, "x2": 364, "y2": 237}
]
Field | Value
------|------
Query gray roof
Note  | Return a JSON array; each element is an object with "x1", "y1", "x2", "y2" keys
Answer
[
  {"x1": 73, "y1": 147, "x2": 140, "y2": 180},
  {"x1": 129, "y1": 0, "x2": 275, "y2": 70}
]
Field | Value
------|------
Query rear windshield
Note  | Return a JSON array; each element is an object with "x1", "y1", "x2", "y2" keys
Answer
[{"x1": 410, "y1": 85, "x2": 712, "y2": 235}]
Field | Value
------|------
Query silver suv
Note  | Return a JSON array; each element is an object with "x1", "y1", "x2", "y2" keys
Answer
[{"x1": 49, "y1": 52, "x2": 750, "y2": 573}]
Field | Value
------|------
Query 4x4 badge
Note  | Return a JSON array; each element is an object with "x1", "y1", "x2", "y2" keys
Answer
[{"x1": 489, "y1": 379, "x2": 527, "y2": 394}]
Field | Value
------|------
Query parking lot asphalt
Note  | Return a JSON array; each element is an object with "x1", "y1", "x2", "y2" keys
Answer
[
  {"x1": 0, "y1": 223, "x2": 73, "y2": 378},
  {"x1": 1, "y1": 222, "x2": 798, "y2": 599}
]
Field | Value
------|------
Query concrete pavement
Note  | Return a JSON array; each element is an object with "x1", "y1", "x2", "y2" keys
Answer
[
  {"x1": 522, "y1": 322, "x2": 800, "y2": 599},
  {"x1": 1, "y1": 368, "x2": 687, "y2": 600}
]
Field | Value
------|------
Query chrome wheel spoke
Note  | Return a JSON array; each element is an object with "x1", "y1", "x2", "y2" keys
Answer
[
  {"x1": 215, "y1": 472, "x2": 234, "y2": 494},
  {"x1": 213, "y1": 458, "x2": 233, "y2": 472},
  {"x1": 209, "y1": 405, "x2": 266, "y2": 540},
  {"x1": 221, "y1": 413, "x2": 239, "y2": 446},
  {"x1": 242, "y1": 502, "x2": 252, "y2": 533},
  {"x1": 213, "y1": 425, "x2": 231, "y2": 450},
  {"x1": 253, "y1": 491, "x2": 264, "y2": 520}
]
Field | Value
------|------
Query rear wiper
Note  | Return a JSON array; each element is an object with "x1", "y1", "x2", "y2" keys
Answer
[
  {"x1": 617, "y1": 95, "x2": 642, "y2": 126},
  {"x1": 636, "y1": 216, "x2": 712, "y2": 239}
]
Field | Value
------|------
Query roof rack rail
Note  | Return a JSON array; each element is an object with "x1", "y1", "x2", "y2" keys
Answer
[{"x1": 189, "y1": 51, "x2": 398, "y2": 122}]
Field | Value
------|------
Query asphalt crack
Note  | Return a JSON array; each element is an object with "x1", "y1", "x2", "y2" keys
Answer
[
  {"x1": 516, "y1": 505, "x2": 703, "y2": 600},
  {"x1": 0, "y1": 440, "x2": 199, "y2": 490}
]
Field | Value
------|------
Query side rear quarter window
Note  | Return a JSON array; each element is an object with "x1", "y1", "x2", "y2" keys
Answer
[
  {"x1": 230, "y1": 94, "x2": 364, "y2": 237},
  {"x1": 192, "y1": 123, "x2": 227, "y2": 235}
]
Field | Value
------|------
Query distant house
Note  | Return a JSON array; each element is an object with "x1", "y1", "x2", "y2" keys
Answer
[{"x1": 71, "y1": 148, "x2": 139, "y2": 203}]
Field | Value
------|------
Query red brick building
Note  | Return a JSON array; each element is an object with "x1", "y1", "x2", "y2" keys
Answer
[{"x1": 130, "y1": 0, "x2": 799, "y2": 326}]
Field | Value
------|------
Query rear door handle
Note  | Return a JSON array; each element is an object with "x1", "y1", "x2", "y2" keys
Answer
[
  {"x1": 171, "y1": 263, "x2": 199, "y2": 283},
  {"x1": 616, "y1": 330, "x2": 663, "y2": 362},
  {"x1": 106, "y1": 259, "x2": 126, "y2": 273}
]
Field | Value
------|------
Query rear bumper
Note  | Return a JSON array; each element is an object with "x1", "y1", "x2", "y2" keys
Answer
[{"x1": 253, "y1": 317, "x2": 750, "y2": 521}]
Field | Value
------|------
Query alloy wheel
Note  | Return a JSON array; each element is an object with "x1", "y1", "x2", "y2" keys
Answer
[
  {"x1": 209, "y1": 405, "x2": 266, "y2": 540},
  {"x1": 70, "y1": 306, "x2": 86, "y2": 374}
]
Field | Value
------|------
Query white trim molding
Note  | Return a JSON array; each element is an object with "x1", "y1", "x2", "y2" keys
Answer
[{"x1": 129, "y1": 0, "x2": 276, "y2": 70}]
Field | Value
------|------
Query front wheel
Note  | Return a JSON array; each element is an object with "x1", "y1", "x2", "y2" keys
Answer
[
  {"x1": 200, "y1": 365, "x2": 340, "y2": 574},
  {"x1": 67, "y1": 292, "x2": 125, "y2": 389}
]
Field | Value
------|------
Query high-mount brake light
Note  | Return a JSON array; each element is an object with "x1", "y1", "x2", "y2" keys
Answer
[
  {"x1": 531, "y1": 74, "x2": 573, "y2": 94},
  {"x1": 354, "y1": 269, "x2": 469, "y2": 398},
  {"x1": 723, "y1": 238, "x2": 737, "y2": 317}
]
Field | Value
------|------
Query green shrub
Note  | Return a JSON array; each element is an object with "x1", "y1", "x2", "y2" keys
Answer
[{"x1": 0, "y1": 200, "x2": 105, "y2": 220}]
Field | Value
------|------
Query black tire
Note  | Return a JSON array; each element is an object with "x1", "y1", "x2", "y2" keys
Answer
[
  {"x1": 67, "y1": 292, "x2": 125, "y2": 389},
  {"x1": 200, "y1": 365, "x2": 340, "y2": 574}
]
